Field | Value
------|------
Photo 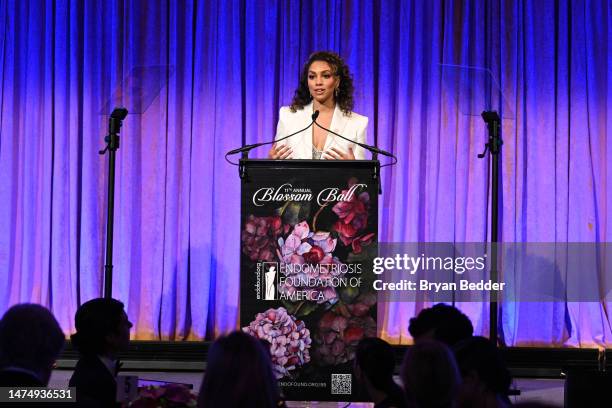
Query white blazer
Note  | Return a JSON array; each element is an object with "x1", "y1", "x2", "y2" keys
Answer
[{"x1": 274, "y1": 101, "x2": 368, "y2": 160}]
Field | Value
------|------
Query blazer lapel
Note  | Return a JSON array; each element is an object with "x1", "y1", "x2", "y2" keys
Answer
[
  {"x1": 303, "y1": 101, "x2": 315, "y2": 127},
  {"x1": 324, "y1": 104, "x2": 349, "y2": 152},
  {"x1": 298, "y1": 102, "x2": 315, "y2": 158}
]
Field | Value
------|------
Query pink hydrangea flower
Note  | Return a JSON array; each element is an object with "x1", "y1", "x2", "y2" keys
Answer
[
  {"x1": 243, "y1": 307, "x2": 312, "y2": 379},
  {"x1": 278, "y1": 221, "x2": 312, "y2": 264},
  {"x1": 277, "y1": 223, "x2": 342, "y2": 303}
]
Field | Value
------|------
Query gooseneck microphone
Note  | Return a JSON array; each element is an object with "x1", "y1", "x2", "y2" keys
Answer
[
  {"x1": 225, "y1": 108, "x2": 396, "y2": 169},
  {"x1": 226, "y1": 111, "x2": 320, "y2": 156},
  {"x1": 311, "y1": 115, "x2": 396, "y2": 161}
]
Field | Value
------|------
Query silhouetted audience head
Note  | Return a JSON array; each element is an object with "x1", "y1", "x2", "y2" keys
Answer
[
  {"x1": 198, "y1": 331, "x2": 280, "y2": 408},
  {"x1": 408, "y1": 303, "x2": 473, "y2": 346},
  {"x1": 453, "y1": 336, "x2": 512, "y2": 408},
  {"x1": 355, "y1": 337, "x2": 406, "y2": 408},
  {"x1": 400, "y1": 340, "x2": 461, "y2": 408},
  {"x1": 71, "y1": 298, "x2": 132, "y2": 356},
  {"x1": 0, "y1": 303, "x2": 65, "y2": 386}
]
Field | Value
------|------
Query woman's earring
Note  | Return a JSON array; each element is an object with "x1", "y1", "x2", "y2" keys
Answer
[{"x1": 334, "y1": 88, "x2": 339, "y2": 97}]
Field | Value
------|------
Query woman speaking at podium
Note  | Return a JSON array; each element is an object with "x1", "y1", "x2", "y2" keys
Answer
[{"x1": 268, "y1": 51, "x2": 368, "y2": 160}]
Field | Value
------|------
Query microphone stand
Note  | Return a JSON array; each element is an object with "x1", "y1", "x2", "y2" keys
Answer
[
  {"x1": 99, "y1": 107, "x2": 128, "y2": 299},
  {"x1": 371, "y1": 151, "x2": 380, "y2": 195},
  {"x1": 478, "y1": 110, "x2": 502, "y2": 345}
]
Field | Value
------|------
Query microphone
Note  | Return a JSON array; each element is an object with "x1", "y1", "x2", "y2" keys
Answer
[
  {"x1": 226, "y1": 110, "x2": 321, "y2": 156},
  {"x1": 110, "y1": 107, "x2": 128, "y2": 120},
  {"x1": 108, "y1": 107, "x2": 128, "y2": 135},
  {"x1": 312, "y1": 119, "x2": 396, "y2": 159}
]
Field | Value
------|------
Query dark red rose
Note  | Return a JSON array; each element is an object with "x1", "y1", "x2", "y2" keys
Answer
[
  {"x1": 344, "y1": 326, "x2": 365, "y2": 344},
  {"x1": 332, "y1": 183, "x2": 370, "y2": 246},
  {"x1": 333, "y1": 220, "x2": 359, "y2": 246},
  {"x1": 303, "y1": 245, "x2": 325, "y2": 264}
]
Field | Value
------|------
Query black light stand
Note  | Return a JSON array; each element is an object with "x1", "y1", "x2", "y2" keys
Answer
[
  {"x1": 478, "y1": 110, "x2": 502, "y2": 344},
  {"x1": 99, "y1": 107, "x2": 128, "y2": 299}
]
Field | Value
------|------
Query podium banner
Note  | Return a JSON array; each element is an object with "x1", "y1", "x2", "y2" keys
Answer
[{"x1": 239, "y1": 160, "x2": 378, "y2": 402}]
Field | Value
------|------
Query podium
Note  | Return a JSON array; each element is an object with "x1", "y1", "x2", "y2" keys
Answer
[{"x1": 239, "y1": 159, "x2": 379, "y2": 402}]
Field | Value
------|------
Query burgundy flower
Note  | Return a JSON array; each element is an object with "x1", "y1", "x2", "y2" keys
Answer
[
  {"x1": 344, "y1": 326, "x2": 365, "y2": 344},
  {"x1": 318, "y1": 311, "x2": 337, "y2": 331},
  {"x1": 303, "y1": 245, "x2": 325, "y2": 264},
  {"x1": 241, "y1": 215, "x2": 288, "y2": 262},
  {"x1": 332, "y1": 181, "x2": 371, "y2": 246},
  {"x1": 332, "y1": 220, "x2": 359, "y2": 246},
  {"x1": 313, "y1": 297, "x2": 376, "y2": 366}
]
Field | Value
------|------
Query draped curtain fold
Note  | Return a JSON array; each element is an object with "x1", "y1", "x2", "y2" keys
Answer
[{"x1": 1, "y1": 0, "x2": 611, "y2": 346}]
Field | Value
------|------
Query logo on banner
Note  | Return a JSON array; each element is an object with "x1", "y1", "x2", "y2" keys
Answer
[
  {"x1": 252, "y1": 184, "x2": 313, "y2": 207},
  {"x1": 256, "y1": 262, "x2": 279, "y2": 300},
  {"x1": 252, "y1": 182, "x2": 368, "y2": 207}
]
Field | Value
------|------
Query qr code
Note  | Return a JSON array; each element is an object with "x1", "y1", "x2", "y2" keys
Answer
[{"x1": 331, "y1": 373, "x2": 352, "y2": 395}]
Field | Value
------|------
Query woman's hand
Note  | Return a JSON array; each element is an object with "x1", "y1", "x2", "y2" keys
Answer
[
  {"x1": 323, "y1": 147, "x2": 355, "y2": 160},
  {"x1": 268, "y1": 144, "x2": 292, "y2": 159}
]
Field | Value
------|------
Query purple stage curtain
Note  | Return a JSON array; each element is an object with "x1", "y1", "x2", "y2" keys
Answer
[{"x1": 1, "y1": 0, "x2": 611, "y2": 346}]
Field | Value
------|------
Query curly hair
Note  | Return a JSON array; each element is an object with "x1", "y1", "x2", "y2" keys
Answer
[{"x1": 290, "y1": 51, "x2": 355, "y2": 115}]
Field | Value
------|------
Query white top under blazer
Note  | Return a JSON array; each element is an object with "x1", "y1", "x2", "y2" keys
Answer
[{"x1": 274, "y1": 101, "x2": 368, "y2": 160}]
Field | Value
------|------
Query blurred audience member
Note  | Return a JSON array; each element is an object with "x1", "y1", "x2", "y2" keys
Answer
[
  {"x1": 355, "y1": 337, "x2": 406, "y2": 408},
  {"x1": 198, "y1": 331, "x2": 281, "y2": 408},
  {"x1": 69, "y1": 298, "x2": 132, "y2": 407},
  {"x1": 0, "y1": 304, "x2": 65, "y2": 386},
  {"x1": 401, "y1": 340, "x2": 461, "y2": 408},
  {"x1": 453, "y1": 336, "x2": 512, "y2": 408},
  {"x1": 408, "y1": 303, "x2": 473, "y2": 347}
]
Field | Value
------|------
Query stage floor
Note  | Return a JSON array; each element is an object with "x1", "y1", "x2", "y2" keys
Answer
[{"x1": 49, "y1": 370, "x2": 564, "y2": 406}]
